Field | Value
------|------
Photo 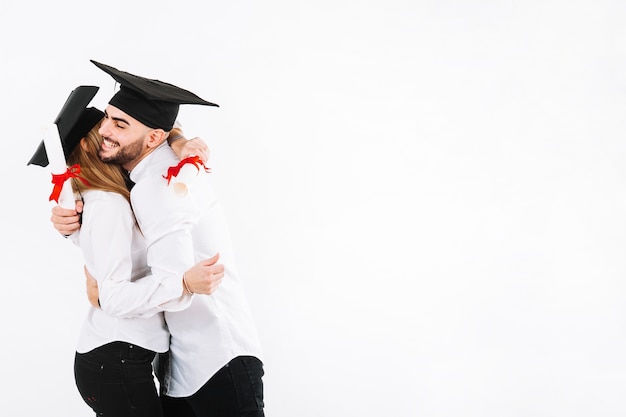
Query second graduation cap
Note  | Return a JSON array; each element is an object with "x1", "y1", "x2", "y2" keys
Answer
[
  {"x1": 28, "y1": 85, "x2": 104, "y2": 167},
  {"x1": 91, "y1": 60, "x2": 219, "y2": 132}
]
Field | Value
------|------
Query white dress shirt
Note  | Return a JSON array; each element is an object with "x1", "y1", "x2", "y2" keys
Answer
[
  {"x1": 75, "y1": 189, "x2": 169, "y2": 354},
  {"x1": 99, "y1": 143, "x2": 263, "y2": 397}
]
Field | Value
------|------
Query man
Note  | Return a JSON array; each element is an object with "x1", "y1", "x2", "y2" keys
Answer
[
  {"x1": 31, "y1": 86, "x2": 224, "y2": 417},
  {"x1": 53, "y1": 60, "x2": 265, "y2": 417}
]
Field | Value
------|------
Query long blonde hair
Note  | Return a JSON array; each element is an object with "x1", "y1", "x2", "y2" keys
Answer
[{"x1": 66, "y1": 120, "x2": 131, "y2": 203}]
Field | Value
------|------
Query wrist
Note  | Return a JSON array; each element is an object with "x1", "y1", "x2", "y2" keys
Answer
[
  {"x1": 168, "y1": 134, "x2": 184, "y2": 145},
  {"x1": 182, "y1": 272, "x2": 193, "y2": 295}
]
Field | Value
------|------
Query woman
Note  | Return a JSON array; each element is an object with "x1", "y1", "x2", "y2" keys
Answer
[
  {"x1": 32, "y1": 100, "x2": 221, "y2": 417},
  {"x1": 68, "y1": 109, "x2": 167, "y2": 416}
]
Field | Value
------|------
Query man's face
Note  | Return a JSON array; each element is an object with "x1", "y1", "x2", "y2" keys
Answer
[{"x1": 98, "y1": 105, "x2": 151, "y2": 169}]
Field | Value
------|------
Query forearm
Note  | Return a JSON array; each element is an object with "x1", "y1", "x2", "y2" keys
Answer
[
  {"x1": 167, "y1": 121, "x2": 210, "y2": 161},
  {"x1": 98, "y1": 273, "x2": 192, "y2": 318},
  {"x1": 99, "y1": 206, "x2": 196, "y2": 317},
  {"x1": 167, "y1": 126, "x2": 186, "y2": 152}
]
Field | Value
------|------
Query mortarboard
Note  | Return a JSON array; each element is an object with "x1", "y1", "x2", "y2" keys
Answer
[
  {"x1": 28, "y1": 86, "x2": 104, "y2": 167},
  {"x1": 90, "y1": 60, "x2": 219, "y2": 132}
]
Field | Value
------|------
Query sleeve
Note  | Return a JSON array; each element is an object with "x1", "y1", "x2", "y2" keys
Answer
[
  {"x1": 84, "y1": 196, "x2": 134, "y2": 296},
  {"x1": 94, "y1": 178, "x2": 196, "y2": 318},
  {"x1": 68, "y1": 230, "x2": 81, "y2": 246},
  {"x1": 84, "y1": 195, "x2": 162, "y2": 319}
]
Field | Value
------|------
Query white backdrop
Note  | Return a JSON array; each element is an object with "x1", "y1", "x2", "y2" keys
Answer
[{"x1": 3, "y1": 1, "x2": 626, "y2": 416}]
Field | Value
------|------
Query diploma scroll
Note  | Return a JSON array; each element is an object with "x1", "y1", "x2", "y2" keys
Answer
[
  {"x1": 42, "y1": 125, "x2": 75, "y2": 209},
  {"x1": 171, "y1": 163, "x2": 200, "y2": 196},
  {"x1": 163, "y1": 155, "x2": 210, "y2": 197}
]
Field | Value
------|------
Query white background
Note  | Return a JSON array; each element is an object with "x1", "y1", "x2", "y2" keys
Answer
[{"x1": 2, "y1": 1, "x2": 626, "y2": 416}]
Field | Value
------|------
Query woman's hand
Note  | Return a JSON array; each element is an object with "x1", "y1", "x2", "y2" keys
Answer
[{"x1": 51, "y1": 201, "x2": 83, "y2": 236}]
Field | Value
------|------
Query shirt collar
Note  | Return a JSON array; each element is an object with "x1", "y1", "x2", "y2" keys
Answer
[{"x1": 129, "y1": 142, "x2": 169, "y2": 184}]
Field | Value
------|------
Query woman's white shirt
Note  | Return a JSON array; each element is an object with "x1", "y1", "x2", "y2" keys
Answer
[{"x1": 75, "y1": 189, "x2": 169, "y2": 354}]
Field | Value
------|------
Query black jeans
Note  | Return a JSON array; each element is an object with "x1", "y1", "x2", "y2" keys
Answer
[
  {"x1": 74, "y1": 341, "x2": 162, "y2": 417},
  {"x1": 160, "y1": 355, "x2": 265, "y2": 417}
]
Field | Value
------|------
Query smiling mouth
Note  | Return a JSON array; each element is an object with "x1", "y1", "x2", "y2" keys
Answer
[{"x1": 102, "y1": 137, "x2": 119, "y2": 149}]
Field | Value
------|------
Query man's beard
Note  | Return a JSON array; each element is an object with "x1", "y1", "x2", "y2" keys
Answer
[{"x1": 99, "y1": 136, "x2": 144, "y2": 165}]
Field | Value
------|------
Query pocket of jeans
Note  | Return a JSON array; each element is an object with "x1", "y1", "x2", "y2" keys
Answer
[{"x1": 122, "y1": 358, "x2": 156, "y2": 384}]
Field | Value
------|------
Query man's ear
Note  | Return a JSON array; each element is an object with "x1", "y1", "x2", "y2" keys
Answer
[{"x1": 146, "y1": 129, "x2": 167, "y2": 148}]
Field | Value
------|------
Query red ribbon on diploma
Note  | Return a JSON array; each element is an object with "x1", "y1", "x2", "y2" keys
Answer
[
  {"x1": 163, "y1": 156, "x2": 210, "y2": 185},
  {"x1": 49, "y1": 164, "x2": 91, "y2": 203}
]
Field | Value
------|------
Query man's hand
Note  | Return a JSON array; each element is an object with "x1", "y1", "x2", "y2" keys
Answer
[
  {"x1": 51, "y1": 201, "x2": 83, "y2": 236},
  {"x1": 84, "y1": 265, "x2": 100, "y2": 308},
  {"x1": 171, "y1": 137, "x2": 210, "y2": 162},
  {"x1": 183, "y1": 253, "x2": 225, "y2": 295}
]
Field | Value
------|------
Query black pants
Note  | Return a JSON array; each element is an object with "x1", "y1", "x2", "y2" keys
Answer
[
  {"x1": 160, "y1": 356, "x2": 265, "y2": 417},
  {"x1": 74, "y1": 342, "x2": 162, "y2": 417}
]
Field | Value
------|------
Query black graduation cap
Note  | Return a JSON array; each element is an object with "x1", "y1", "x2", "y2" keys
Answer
[
  {"x1": 91, "y1": 60, "x2": 218, "y2": 132},
  {"x1": 27, "y1": 86, "x2": 104, "y2": 167}
]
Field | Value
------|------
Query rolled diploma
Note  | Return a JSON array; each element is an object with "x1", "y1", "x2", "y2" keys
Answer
[
  {"x1": 43, "y1": 125, "x2": 75, "y2": 209},
  {"x1": 170, "y1": 163, "x2": 200, "y2": 197}
]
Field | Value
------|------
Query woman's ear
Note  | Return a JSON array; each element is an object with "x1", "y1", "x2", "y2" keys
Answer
[{"x1": 79, "y1": 137, "x2": 89, "y2": 152}]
